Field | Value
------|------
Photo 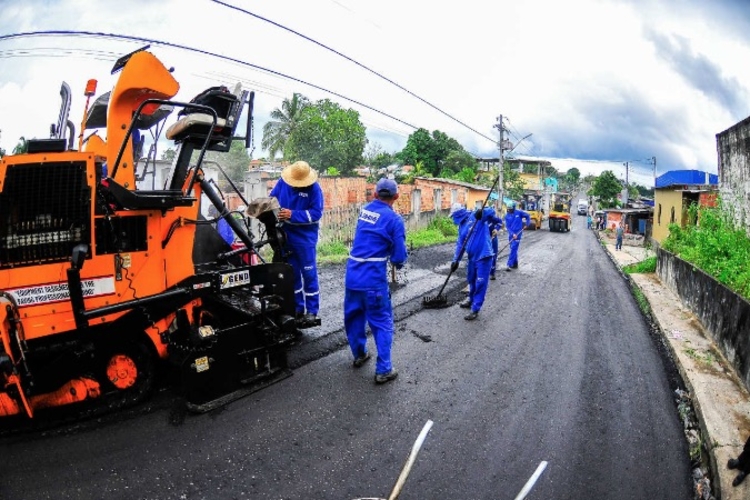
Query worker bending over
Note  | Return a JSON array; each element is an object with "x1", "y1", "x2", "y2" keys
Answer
[{"x1": 451, "y1": 206, "x2": 502, "y2": 321}]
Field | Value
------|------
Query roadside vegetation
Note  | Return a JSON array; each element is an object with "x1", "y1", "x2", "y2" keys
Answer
[
  {"x1": 662, "y1": 203, "x2": 750, "y2": 300},
  {"x1": 318, "y1": 216, "x2": 458, "y2": 266},
  {"x1": 623, "y1": 256, "x2": 657, "y2": 274}
]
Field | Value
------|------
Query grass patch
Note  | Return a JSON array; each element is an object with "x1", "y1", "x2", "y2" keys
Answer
[
  {"x1": 684, "y1": 347, "x2": 716, "y2": 366},
  {"x1": 318, "y1": 240, "x2": 350, "y2": 265},
  {"x1": 632, "y1": 286, "x2": 651, "y2": 316},
  {"x1": 406, "y1": 216, "x2": 457, "y2": 249},
  {"x1": 314, "y1": 216, "x2": 460, "y2": 266},
  {"x1": 663, "y1": 202, "x2": 750, "y2": 300},
  {"x1": 623, "y1": 256, "x2": 657, "y2": 274}
]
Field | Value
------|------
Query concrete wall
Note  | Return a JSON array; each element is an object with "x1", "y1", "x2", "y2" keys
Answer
[
  {"x1": 653, "y1": 189, "x2": 683, "y2": 243},
  {"x1": 658, "y1": 248, "x2": 750, "y2": 393},
  {"x1": 717, "y1": 115, "x2": 750, "y2": 232}
]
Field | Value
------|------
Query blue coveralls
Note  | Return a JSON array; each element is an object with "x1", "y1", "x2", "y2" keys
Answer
[
  {"x1": 344, "y1": 199, "x2": 407, "y2": 375},
  {"x1": 452, "y1": 207, "x2": 502, "y2": 314},
  {"x1": 270, "y1": 178, "x2": 324, "y2": 316},
  {"x1": 489, "y1": 220, "x2": 503, "y2": 277},
  {"x1": 217, "y1": 218, "x2": 234, "y2": 245},
  {"x1": 504, "y1": 208, "x2": 531, "y2": 269}
]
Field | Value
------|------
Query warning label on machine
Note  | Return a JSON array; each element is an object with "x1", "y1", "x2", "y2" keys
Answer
[{"x1": 7, "y1": 277, "x2": 116, "y2": 307}]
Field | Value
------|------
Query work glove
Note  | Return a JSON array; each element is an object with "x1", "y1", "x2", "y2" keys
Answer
[
  {"x1": 474, "y1": 209, "x2": 483, "y2": 220},
  {"x1": 450, "y1": 261, "x2": 459, "y2": 272},
  {"x1": 491, "y1": 230, "x2": 498, "y2": 238}
]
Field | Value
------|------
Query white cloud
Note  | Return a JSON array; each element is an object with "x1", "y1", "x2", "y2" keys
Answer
[{"x1": 1, "y1": 0, "x2": 747, "y2": 184}]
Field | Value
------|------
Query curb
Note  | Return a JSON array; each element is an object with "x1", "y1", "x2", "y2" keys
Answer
[{"x1": 595, "y1": 230, "x2": 717, "y2": 499}]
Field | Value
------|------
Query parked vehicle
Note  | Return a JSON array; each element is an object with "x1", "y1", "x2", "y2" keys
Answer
[{"x1": 577, "y1": 200, "x2": 589, "y2": 215}]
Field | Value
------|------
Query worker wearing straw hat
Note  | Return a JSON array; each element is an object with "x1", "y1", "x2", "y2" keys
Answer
[{"x1": 270, "y1": 160, "x2": 324, "y2": 324}]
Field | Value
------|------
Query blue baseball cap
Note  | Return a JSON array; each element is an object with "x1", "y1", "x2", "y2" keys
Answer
[{"x1": 376, "y1": 178, "x2": 398, "y2": 197}]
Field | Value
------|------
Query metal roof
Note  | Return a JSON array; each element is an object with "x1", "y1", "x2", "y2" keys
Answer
[{"x1": 655, "y1": 169, "x2": 718, "y2": 188}]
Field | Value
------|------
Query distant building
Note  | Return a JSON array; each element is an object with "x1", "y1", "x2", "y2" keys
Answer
[{"x1": 652, "y1": 169, "x2": 718, "y2": 244}]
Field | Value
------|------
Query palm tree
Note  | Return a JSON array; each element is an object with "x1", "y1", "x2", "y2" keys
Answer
[
  {"x1": 12, "y1": 137, "x2": 28, "y2": 155},
  {"x1": 261, "y1": 93, "x2": 309, "y2": 161}
]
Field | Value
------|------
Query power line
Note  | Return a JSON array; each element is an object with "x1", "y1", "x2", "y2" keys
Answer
[
  {"x1": 0, "y1": 31, "x2": 493, "y2": 159},
  {"x1": 0, "y1": 30, "x2": 424, "y2": 132},
  {"x1": 209, "y1": 0, "x2": 497, "y2": 144}
]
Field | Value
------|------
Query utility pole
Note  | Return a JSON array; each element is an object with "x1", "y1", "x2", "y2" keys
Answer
[
  {"x1": 622, "y1": 161, "x2": 630, "y2": 208},
  {"x1": 652, "y1": 156, "x2": 657, "y2": 187},
  {"x1": 494, "y1": 115, "x2": 504, "y2": 208}
]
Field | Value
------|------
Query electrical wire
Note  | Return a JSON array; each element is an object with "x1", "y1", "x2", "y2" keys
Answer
[
  {"x1": 209, "y1": 0, "x2": 497, "y2": 144},
  {"x1": 0, "y1": 30, "x2": 422, "y2": 131}
]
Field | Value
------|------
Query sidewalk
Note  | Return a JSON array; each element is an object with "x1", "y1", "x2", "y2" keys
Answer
[{"x1": 598, "y1": 233, "x2": 750, "y2": 500}]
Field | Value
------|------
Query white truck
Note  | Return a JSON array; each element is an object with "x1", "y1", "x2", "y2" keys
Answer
[{"x1": 577, "y1": 200, "x2": 589, "y2": 215}]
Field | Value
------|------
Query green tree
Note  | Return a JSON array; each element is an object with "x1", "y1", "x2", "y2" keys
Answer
[
  {"x1": 591, "y1": 170, "x2": 623, "y2": 208},
  {"x1": 161, "y1": 148, "x2": 176, "y2": 161},
  {"x1": 372, "y1": 151, "x2": 395, "y2": 169},
  {"x1": 396, "y1": 128, "x2": 468, "y2": 177},
  {"x1": 284, "y1": 98, "x2": 366, "y2": 175},
  {"x1": 454, "y1": 166, "x2": 477, "y2": 183},
  {"x1": 199, "y1": 140, "x2": 251, "y2": 185},
  {"x1": 503, "y1": 161, "x2": 527, "y2": 201},
  {"x1": 262, "y1": 93, "x2": 309, "y2": 161},
  {"x1": 12, "y1": 137, "x2": 28, "y2": 155},
  {"x1": 442, "y1": 149, "x2": 477, "y2": 176}
]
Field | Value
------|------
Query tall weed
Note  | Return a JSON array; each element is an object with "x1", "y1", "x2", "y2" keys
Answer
[{"x1": 663, "y1": 204, "x2": 750, "y2": 299}]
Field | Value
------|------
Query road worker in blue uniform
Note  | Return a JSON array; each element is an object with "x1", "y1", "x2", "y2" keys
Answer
[
  {"x1": 489, "y1": 217, "x2": 503, "y2": 280},
  {"x1": 344, "y1": 178, "x2": 407, "y2": 384},
  {"x1": 451, "y1": 205, "x2": 502, "y2": 320},
  {"x1": 504, "y1": 201, "x2": 531, "y2": 272},
  {"x1": 270, "y1": 160, "x2": 324, "y2": 324}
]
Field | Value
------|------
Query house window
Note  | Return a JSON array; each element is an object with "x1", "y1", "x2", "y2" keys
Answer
[
  {"x1": 670, "y1": 206, "x2": 675, "y2": 224},
  {"x1": 657, "y1": 204, "x2": 662, "y2": 225}
]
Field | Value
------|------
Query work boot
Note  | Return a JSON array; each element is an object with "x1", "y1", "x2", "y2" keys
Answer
[
  {"x1": 733, "y1": 471, "x2": 748, "y2": 487},
  {"x1": 353, "y1": 352, "x2": 371, "y2": 368},
  {"x1": 505, "y1": 266, "x2": 512, "y2": 272},
  {"x1": 459, "y1": 298, "x2": 472, "y2": 309},
  {"x1": 728, "y1": 458, "x2": 740, "y2": 470},
  {"x1": 374, "y1": 370, "x2": 398, "y2": 384},
  {"x1": 302, "y1": 313, "x2": 319, "y2": 325},
  {"x1": 464, "y1": 311, "x2": 479, "y2": 321},
  {"x1": 490, "y1": 274, "x2": 496, "y2": 280}
]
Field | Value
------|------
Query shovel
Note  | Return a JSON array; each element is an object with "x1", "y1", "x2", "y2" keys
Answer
[{"x1": 423, "y1": 176, "x2": 500, "y2": 309}]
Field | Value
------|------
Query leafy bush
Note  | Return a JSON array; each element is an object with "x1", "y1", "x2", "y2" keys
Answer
[
  {"x1": 623, "y1": 256, "x2": 656, "y2": 274},
  {"x1": 662, "y1": 204, "x2": 750, "y2": 299},
  {"x1": 427, "y1": 216, "x2": 458, "y2": 237}
]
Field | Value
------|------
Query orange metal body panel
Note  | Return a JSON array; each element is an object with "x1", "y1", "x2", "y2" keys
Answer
[
  {"x1": 0, "y1": 149, "x2": 200, "y2": 357},
  {"x1": 107, "y1": 51, "x2": 179, "y2": 189}
]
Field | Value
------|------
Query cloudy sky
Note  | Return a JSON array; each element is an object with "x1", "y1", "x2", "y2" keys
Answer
[{"x1": 1, "y1": 0, "x2": 749, "y2": 186}]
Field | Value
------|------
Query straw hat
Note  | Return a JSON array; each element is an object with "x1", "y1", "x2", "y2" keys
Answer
[{"x1": 281, "y1": 160, "x2": 318, "y2": 188}]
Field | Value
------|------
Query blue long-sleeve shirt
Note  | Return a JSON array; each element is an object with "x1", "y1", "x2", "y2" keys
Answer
[
  {"x1": 504, "y1": 209, "x2": 531, "y2": 239},
  {"x1": 345, "y1": 199, "x2": 407, "y2": 290},
  {"x1": 452, "y1": 207, "x2": 502, "y2": 262},
  {"x1": 269, "y1": 178, "x2": 324, "y2": 247}
]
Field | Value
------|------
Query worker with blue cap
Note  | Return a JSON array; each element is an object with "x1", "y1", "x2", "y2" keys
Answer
[
  {"x1": 450, "y1": 204, "x2": 502, "y2": 320},
  {"x1": 270, "y1": 160, "x2": 324, "y2": 325},
  {"x1": 344, "y1": 178, "x2": 407, "y2": 384},
  {"x1": 504, "y1": 201, "x2": 531, "y2": 271}
]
